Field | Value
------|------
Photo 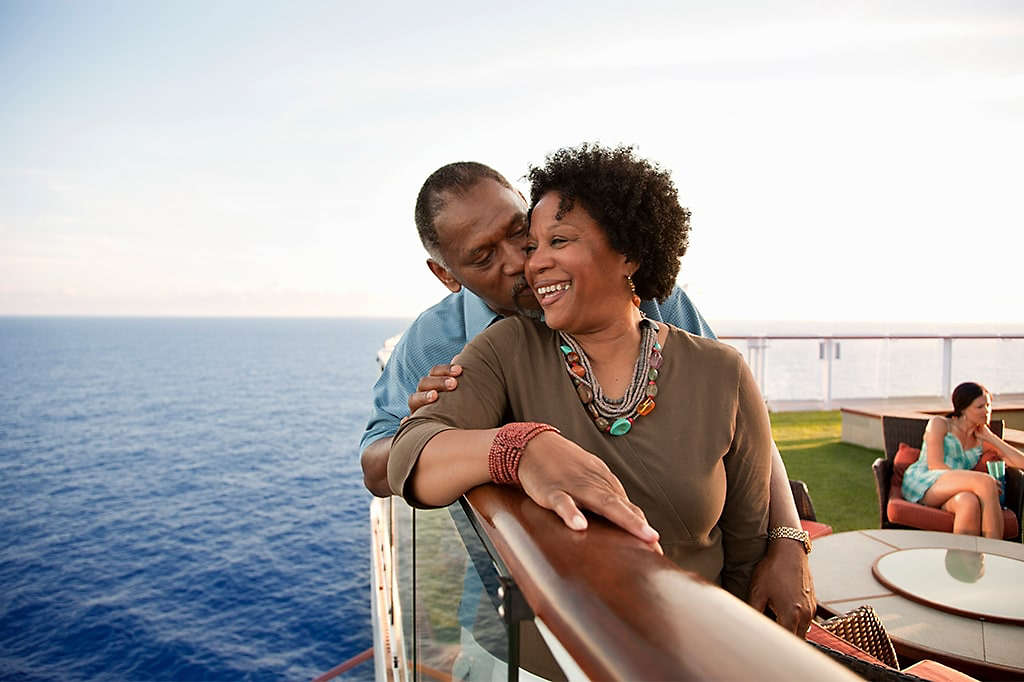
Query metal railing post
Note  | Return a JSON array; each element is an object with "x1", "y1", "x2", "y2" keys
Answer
[
  {"x1": 942, "y1": 337, "x2": 953, "y2": 397},
  {"x1": 747, "y1": 338, "x2": 767, "y2": 398},
  {"x1": 824, "y1": 338, "x2": 834, "y2": 410}
]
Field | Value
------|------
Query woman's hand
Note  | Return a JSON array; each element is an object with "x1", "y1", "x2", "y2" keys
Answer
[
  {"x1": 976, "y1": 423, "x2": 999, "y2": 445},
  {"x1": 517, "y1": 431, "x2": 662, "y2": 552}
]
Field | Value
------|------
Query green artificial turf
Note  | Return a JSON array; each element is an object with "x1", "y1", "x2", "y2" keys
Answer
[{"x1": 770, "y1": 410, "x2": 881, "y2": 533}]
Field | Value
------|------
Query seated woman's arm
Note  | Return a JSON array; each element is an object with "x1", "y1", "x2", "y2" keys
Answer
[
  {"x1": 924, "y1": 417, "x2": 950, "y2": 470},
  {"x1": 979, "y1": 424, "x2": 1024, "y2": 468},
  {"x1": 718, "y1": 354, "x2": 773, "y2": 600},
  {"x1": 388, "y1": 327, "x2": 659, "y2": 546}
]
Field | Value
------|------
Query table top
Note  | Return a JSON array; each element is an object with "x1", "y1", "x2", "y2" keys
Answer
[
  {"x1": 873, "y1": 547, "x2": 1024, "y2": 624},
  {"x1": 810, "y1": 529, "x2": 1024, "y2": 675}
]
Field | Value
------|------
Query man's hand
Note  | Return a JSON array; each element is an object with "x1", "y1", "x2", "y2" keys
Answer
[
  {"x1": 517, "y1": 431, "x2": 662, "y2": 553},
  {"x1": 748, "y1": 537, "x2": 815, "y2": 638},
  {"x1": 407, "y1": 361, "x2": 463, "y2": 414}
]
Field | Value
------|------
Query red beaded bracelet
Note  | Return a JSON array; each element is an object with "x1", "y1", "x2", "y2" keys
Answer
[{"x1": 488, "y1": 422, "x2": 559, "y2": 485}]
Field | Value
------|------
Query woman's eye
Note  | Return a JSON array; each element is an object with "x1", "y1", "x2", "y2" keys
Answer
[{"x1": 523, "y1": 243, "x2": 536, "y2": 255}]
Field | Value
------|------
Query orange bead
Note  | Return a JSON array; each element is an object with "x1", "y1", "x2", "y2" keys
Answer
[
  {"x1": 637, "y1": 397, "x2": 656, "y2": 416},
  {"x1": 571, "y1": 364, "x2": 586, "y2": 378}
]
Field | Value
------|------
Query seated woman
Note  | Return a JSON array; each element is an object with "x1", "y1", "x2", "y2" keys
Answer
[
  {"x1": 389, "y1": 143, "x2": 771, "y2": 600},
  {"x1": 901, "y1": 381, "x2": 1024, "y2": 538}
]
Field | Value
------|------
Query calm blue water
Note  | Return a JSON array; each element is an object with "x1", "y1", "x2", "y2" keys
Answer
[{"x1": 0, "y1": 317, "x2": 408, "y2": 681}]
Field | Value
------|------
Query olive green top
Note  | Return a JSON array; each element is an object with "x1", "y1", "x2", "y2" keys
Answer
[{"x1": 388, "y1": 316, "x2": 771, "y2": 599}]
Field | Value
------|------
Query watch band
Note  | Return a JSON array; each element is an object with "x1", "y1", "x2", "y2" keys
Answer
[{"x1": 769, "y1": 526, "x2": 812, "y2": 554}]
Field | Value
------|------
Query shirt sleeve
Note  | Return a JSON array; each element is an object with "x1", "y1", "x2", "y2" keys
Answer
[
  {"x1": 359, "y1": 334, "x2": 425, "y2": 454},
  {"x1": 387, "y1": 321, "x2": 520, "y2": 502},
  {"x1": 718, "y1": 352, "x2": 771, "y2": 600},
  {"x1": 640, "y1": 286, "x2": 717, "y2": 340},
  {"x1": 358, "y1": 310, "x2": 471, "y2": 454}
]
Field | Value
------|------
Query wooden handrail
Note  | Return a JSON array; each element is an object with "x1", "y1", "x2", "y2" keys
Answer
[{"x1": 464, "y1": 485, "x2": 861, "y2": 681}]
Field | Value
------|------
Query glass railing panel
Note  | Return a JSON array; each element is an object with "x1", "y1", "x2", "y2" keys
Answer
[
  {"x1": 720, "y1": 338, "x2": 825, "y2": 401},
  {"x1": 410, "y1": 503, "x2": 565, "y2": 682},
  {"x1": 412, "y1": 505, "x2": 471, "y2": 681},
  {"x1": 878, "y1": 338, "x2": 944, "y2": 397},
  {"x1": 952, "y1": 339, "x2": 1024, "y2": 396},
  {"x1": 762, "y1": 339, "x2": 825, "y2": 401},
  {"x1": 829, "y1": 338, "x2": 943, "y2": 398},
  {"x1": 393, "y1": 498, "x2": 416, "y2": 680}
]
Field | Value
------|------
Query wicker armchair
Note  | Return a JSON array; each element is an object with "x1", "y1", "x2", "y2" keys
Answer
[
  {"x1": 790, "y1": 479, "x2": 833, "y2": 539},
  {"x1": 873, "y1": 416, "x2": 1022, "y2": 542}
]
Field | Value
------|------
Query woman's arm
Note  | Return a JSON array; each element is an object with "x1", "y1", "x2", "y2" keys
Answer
[
  {"x1": 978, "y1": 424, "x2": 1024, "y2": 468},
  {"x1": 924, "y1": 417, "x2": 950, "y2": 470},
  {"x1": 406, "y1": 427, "x2": 496, "y2": 506},
  {"x1": 718, "y1": 355, "x2": 773, "y2": 601},
  {"x1": 400, "y1": 422, "x2": 662, "y2": 545},
  {"x1": 388, "y1": 323, "x2": 659, "y2": 545}
]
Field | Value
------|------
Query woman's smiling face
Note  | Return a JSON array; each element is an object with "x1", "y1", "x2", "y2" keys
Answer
[{"x1": 525, "y1": 191, "x2": 634, "y2": 334}]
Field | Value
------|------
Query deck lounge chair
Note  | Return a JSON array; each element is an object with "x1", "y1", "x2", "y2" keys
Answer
[
  {"x1": 872, "y1": 416, "x2": 1022, "y2": 542},
  {"x1": 790, "y1": 479, "x2": 833, "y2": 539}
]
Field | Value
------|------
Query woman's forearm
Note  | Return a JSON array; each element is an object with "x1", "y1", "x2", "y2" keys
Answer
[
  {"x1": 408, "y1": 428, "x2": 498, "y2": 507},
  {"x1": 988, "y1": 436, "x2": 1024, "y2": 469}
]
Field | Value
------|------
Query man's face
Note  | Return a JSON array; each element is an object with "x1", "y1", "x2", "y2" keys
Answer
[{"x1": 432, "y1": 179, "x2": 540, "y2": 316}]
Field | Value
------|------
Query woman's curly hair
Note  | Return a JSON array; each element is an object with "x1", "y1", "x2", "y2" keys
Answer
[{"x1": 526, "y1": 143, "x2": 690, "y2": 302}]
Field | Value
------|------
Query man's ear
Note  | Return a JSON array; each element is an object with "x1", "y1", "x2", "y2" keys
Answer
[{"x1": 426, "y1": 259, "x2": 461, "y2": 293}]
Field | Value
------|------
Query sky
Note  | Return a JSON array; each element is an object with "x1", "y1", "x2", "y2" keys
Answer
[{"x1": 2, "y1": 1, "x2": 1022, "y2": 325}]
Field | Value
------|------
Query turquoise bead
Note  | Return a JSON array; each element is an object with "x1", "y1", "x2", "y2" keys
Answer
[
  {"x1": 609, "y1": 418, "x2": 632, "y2": 436},
  {"x1": 560, "y1": 345, "x2": 573, "y2": 355}
]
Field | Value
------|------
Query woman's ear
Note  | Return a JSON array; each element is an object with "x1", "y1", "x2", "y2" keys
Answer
[{"x1": 426, "y1": 259, "x2": 462, "y2": 293}]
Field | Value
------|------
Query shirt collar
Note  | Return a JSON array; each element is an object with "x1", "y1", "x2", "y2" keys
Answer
[{"x1": 462, "y1": 289, "x2": 504, "y2": 338}]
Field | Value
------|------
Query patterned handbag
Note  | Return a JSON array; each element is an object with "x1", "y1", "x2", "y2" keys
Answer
[{"x1": 819, "y1": 605, "x2": 900, "y2": 669}]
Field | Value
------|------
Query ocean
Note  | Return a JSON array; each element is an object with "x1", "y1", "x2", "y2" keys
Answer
[
  {"x1": 2, "y1": 316, "x2": 1022, "y2": 682},
  {"x1": 0, "y1": 317, "x2": 407, "y2": 681}
]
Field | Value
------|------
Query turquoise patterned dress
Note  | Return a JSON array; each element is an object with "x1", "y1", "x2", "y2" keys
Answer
[{"x1": 901, "y1": 427, "x2": 983, "y2": 503}]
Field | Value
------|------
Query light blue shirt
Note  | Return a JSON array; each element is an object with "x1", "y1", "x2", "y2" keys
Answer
[{"x1": 358, "y1": 286, "x2": 716, "y2": 453}]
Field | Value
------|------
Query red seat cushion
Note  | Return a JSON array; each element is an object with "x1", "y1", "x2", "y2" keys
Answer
[
  {"x1": 889, "y1": 442, "x2": 921, "y2": 498},
  {"x1": 886, "y1": 442, "x2": 1019, "y2": 539},
  {"x1": 801, "y1": 520, "x2": 833, "y2": 539}
]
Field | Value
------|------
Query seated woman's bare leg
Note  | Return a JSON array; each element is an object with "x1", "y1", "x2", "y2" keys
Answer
[
  {"x1": 921, "y1": 470, "x2": 1003, "y2": 539},
  {"x1": 940, "y1": 491, "x2": 981, "y2": 535}
]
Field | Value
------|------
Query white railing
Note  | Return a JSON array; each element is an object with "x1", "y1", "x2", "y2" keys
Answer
[{"x1": 718, "y1": 334, "x2": 1024, "y2": 409}]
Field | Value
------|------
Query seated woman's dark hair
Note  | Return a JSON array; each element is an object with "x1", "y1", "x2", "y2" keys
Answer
[
  {"x1": 948, "y1": 381, "x2": 989, "y2": 418},
  {"x1": 526, "y1": 143, "x2": 689, "y2": 302}
]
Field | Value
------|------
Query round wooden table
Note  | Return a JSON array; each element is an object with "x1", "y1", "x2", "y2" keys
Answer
[{"x1": 810, "y1": 529, "x2": 1024, "y2": 679}]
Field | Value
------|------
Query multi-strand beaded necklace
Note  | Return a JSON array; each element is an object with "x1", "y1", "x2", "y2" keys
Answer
[{"x1": 558, "y1": 318, "x2": 662, "y2": 436}]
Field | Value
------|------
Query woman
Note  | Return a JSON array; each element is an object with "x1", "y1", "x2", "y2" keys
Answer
[
  {"x1": 901, "y1": 381, "x2": 1024, "y2": 538},
  {"x1": 389, "y1": 144, "x2": 771, "y2": 600}
]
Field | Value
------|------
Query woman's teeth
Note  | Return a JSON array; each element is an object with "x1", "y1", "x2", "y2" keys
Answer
[{"x1": 536, "y1": 282, "x2": 571, "y2": 295}]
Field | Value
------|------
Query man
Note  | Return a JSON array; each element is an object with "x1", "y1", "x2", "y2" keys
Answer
[{"x1": 360, "y1": 161, "x2": 814, "y2": 636}]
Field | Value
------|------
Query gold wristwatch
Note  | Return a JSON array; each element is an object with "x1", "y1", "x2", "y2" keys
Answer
[{"x1": 769, "y1": 526, "x2": 812, "y2": 554}]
